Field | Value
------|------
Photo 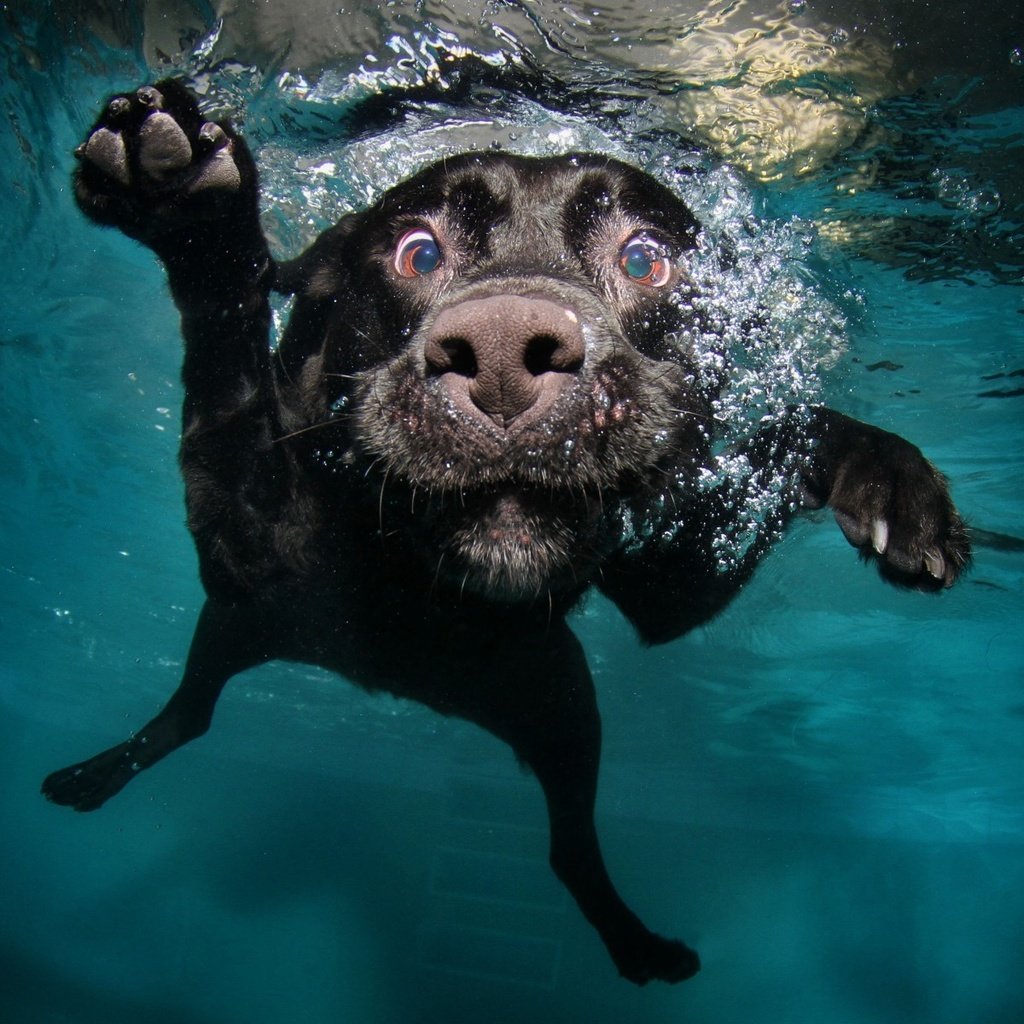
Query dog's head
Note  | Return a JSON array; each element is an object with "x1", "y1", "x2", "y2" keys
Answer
[{"x1": 287, "y1": 152, "x2": 715, "y2": 601}]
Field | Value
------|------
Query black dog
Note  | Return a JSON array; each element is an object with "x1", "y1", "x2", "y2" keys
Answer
[{"x1": 42, "y1": 80, "x2": 970, "y2": 985}]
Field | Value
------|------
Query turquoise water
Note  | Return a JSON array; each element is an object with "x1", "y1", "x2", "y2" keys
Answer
[{"x1": 2, "y1": 3, "x2": 1023, "y2": 1021}]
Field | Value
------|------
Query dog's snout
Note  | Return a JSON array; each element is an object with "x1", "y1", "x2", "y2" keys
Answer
[{"x1": 425, "y1": 294, "x2": 584, "y2": 427}]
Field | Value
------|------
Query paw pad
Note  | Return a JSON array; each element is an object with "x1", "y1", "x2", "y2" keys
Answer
[
  {"x1": 82, "y1": 127, "x2": 129, "y2": 186},
  {"x1": 137, "y1": 111, "x2": 193, "y2": 178},
  {"x1": 74, "y1": 82, "x2": 245, "y2": 226}
]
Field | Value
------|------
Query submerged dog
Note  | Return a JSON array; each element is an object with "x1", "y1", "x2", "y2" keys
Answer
[{"x1": 42, "y1": 80, "x2": 970, "y2": 985}]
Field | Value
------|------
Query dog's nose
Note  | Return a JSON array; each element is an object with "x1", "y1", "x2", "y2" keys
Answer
[{"x1": 424, "y1": 294, "x2": 585, "y2": 428}]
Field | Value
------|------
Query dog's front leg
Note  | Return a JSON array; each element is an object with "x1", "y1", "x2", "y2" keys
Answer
[{"x1": 73, "y1": 79, "x2": 296, "y2": 599}]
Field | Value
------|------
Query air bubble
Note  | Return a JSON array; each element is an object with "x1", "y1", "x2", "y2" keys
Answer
[
  {"x1": 964, "y1": 188, "x2": 1001, "y2": 217},
  {"x1": 932, "y1": 172, "x2": 1002, "y2": 216}
]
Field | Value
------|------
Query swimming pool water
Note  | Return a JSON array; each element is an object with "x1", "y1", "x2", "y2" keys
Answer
[{"x1": 2, "y1": 3, "x2": 1022, "y2": 1022}]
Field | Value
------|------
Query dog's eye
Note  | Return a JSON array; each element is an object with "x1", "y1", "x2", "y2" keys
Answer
[
  {"x1": 394, "y1": 228, "x2": 442, "y2": 277},
  {"x1": 618, "y1": 235, "x2": 672, "y2": 287}
]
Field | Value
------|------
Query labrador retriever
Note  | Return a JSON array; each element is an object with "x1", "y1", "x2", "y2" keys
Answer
[{"x1": 42, "y1": 80, "x2": 970, "y2": 985}]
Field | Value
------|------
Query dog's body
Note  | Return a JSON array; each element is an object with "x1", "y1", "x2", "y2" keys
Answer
[{"x1": 42, "y1": 80, "x2": 970, "y2": 985}]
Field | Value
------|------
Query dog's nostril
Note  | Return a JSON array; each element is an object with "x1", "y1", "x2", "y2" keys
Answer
[
  {"x1": 441, "y1": 337, "x2": 478, "y2": 377},
  {"x1": 427, "y1": 336, "x2": 478, "y2": 378},
  {"x1": 524, "y1": 334, "x2": 574, "y2": 376}
]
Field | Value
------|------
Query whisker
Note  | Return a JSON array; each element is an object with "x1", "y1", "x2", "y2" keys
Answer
[
  {"x1": 378, "y1": 466, "x2": 391, "y2": 548},
  {"x1": 430, "y1": 551, "x2": 446, "y2": 601},
  {"x1": 273, "y1": 419, "x2": 340, "y2": 444},
  {"x1": 646, "y1": 363, "x2": 682, "y2": 387},
  {"x1": 347, "y1": 322, "x2": 377, "y2": 347},
  {"x1": 668, "y1": 407, "x2": 721, "y2": 423},
  {"x1": 665, "y1": 482, "x2": 679, "y2": 514},
  {"x1": 276, "y1": 345, "x2": 296, "y2": 388},
  {"x1": 371, "y1": 371, "x2": 391, "y2": 417}
]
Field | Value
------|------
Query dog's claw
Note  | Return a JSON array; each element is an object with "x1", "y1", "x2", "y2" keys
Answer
[
  {"x1": 870, "y1": 517, "x2": 888, "y2": 554},
  {"x1": 923, "y1": 546, "x2": 946, "y2": 580}
]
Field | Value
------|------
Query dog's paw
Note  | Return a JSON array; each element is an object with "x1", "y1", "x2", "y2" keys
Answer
[
  {"x1": 41, "y1": 742, "x2": 141, "y2": 812},
  {"x1": 826, "y1": 431, "x2": 970, "y2": 589},
  {"x1": 73, "y1": 79, "x2": 250, "y2": 244},
  {"x1": 611, "y1": 929, "x2": 701, "y2": 985}
]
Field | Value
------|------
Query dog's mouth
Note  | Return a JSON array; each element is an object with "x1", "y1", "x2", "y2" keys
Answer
[
  {"x1": 413, "y1": 482, "x2": 603, "y2": 602},
  {"x1": 469, "y1": 491, "x2": 547, "y2": 547}
]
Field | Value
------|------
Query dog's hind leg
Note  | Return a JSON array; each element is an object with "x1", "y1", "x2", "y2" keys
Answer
[
  {"x1": 474, "y1": 626, "x2": 701, "y2": 986},
  {"x1": 42, "y1": 600, "x2": 271, "y2": 812}
]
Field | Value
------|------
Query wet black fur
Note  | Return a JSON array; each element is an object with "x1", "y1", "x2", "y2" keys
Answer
[{"x1": 44, "y1": 80, "x2": 970, "y2": 985}]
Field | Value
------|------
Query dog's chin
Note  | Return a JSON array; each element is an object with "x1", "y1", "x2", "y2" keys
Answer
[{"x1": 437, "y1": 490, "x2": 591, "y2": 603}]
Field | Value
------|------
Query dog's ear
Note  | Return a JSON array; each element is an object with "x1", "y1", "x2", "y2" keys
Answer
[
  {"x1": 273, "y1": 214, "x2": 364, "y2": 378},
  {"x1": 273, "y1": 213, "x2": 362, "y2": 297}
]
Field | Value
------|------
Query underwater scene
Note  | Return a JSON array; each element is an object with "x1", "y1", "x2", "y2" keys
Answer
[{"x1": 1, "y1": 1, "x2": 1022, "y2": 1021}]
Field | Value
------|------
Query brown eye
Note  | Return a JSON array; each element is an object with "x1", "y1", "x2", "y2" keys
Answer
[
  {"x1": 619, "y1": 235, "x2": 672, "y2": 287},
  {"x1": 394, "y1": 228, "x2": 442, "y2": 277}
]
